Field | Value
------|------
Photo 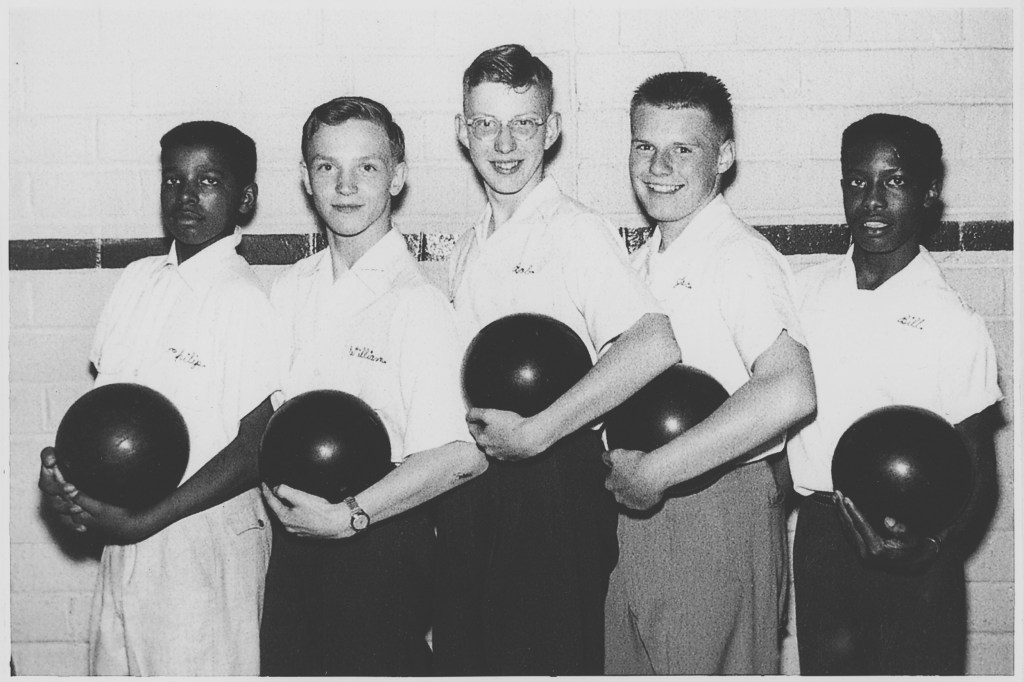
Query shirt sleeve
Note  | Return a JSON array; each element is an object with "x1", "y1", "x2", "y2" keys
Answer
[
  {"x1": 718, "y1": 241, "x2": 805, "y2": 372},
  {"x1": 937, "y1": 313, "x2": 1002, "y2": 424},
  {"x1": 393, "y1": 289, "x2": 474, "y2": 458},
  {"x1": 561, "y1": 214, "x2": 664, "y2": 352}
]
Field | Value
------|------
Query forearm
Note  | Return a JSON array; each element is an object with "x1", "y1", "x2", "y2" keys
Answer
[
  {"x1": 355, "y1": 440, "x2": 486, "y2": 524},
  {"x1": 937, "y1": 409, "x2": 997, "y2": 550},
  {"x1": 644, "y1": 334, "x2": 815, "y2": 488},
  {"x1": 146, "y1": 397, "x2": 273, "y2": 532},
  {"x1": 528, "y1": 312, "x2": 680, "y2": 449}
]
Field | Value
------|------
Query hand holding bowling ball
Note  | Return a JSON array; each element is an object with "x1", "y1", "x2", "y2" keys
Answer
[
  {"x1": 831, "y1": 405, "x2": 973, "y2": 538},
  {"x1": 260, "y1": 390, "x2": 393, "y2": 504},
  {"x1": 604, "y1": 364, "x2": 730, "y2": 498},
  {"x1": 54, "y1": 383, "x2": 190, "y2": 510},
  {"x1": 462, "y1": 313, "x2": 593, "y2": 418}
]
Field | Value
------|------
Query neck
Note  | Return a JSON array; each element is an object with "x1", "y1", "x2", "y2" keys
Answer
[
  {"x1": 657, "y1": 191, "x2": 719, "y2": 251},
  {"x1": 485, "y1": 172, "x2": 544, "y2": 234},
  {"x1": 327, "y1": 223, "x2": 391, "y2": 280},
  {"x1": 851, "y1": 242, "x2": 919, "y2": 290},
  {"x1": 175, "y1": 231, "x2": 232, "y2": 265}
]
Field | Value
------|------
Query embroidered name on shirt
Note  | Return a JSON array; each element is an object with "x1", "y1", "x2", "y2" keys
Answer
[
  {"x1": 674, "y1": 277, "x2": 693, "y2": 289},
  {"x1": 168, "y1": 347, "x2": 206, "y2": 369},
  {"x1": 350, "y1": 346, "x2": 387, "y2": 364},
  {"x1": 513, "y1": 264, "x2": 536, "y2": 274},
  {"x1": 897, "y1": 315, "x2": 926, "y2": 330}
]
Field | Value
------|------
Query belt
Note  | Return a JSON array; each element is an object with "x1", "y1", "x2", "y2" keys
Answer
[{"x1": 806, "y1": 490, "x2": 837, "y2": 507}]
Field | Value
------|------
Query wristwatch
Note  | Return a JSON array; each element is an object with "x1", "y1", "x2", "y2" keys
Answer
[{"x1": 343, "y1": 496, "x2": 370, "y2": 533}]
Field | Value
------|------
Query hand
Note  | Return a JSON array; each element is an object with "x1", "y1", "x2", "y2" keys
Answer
[
  {"x1": 466, "y1": 407, "x2": 548, "y2": 461},
  {"x1": 834, "y1": 489, "x2": 939, "y2": 573},
  {"x1": 261, "y1": 483, "x2": 353, "y2": 540},
  {"x1": 38, "y1": 447, "x2": 86, "y2": 530},
  {"x1": 64, "y1": 488, "x2": 164, "y2": 545},
  {"x1": 603, "y1": 448, "x2": 665, "y2": 511}
]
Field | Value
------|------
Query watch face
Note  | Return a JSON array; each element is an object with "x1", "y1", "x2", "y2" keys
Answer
[{"x1": 352, "y1": 512, "x2": 370, "y2": 531}]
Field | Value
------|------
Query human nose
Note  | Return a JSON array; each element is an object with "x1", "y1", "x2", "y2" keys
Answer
[
  {"x1": 493, "y1": 123, "x2": 517, "y2": 153},
  {"x1": 336, "y1": 169, "x2": 357, "y2": 195},
  {"x1": 864, "y1": 181, "x2": 886, "y2": 210},
  {"x1": 179, "y1": 179, "x2": 199, "y2": 204},
  {"x1": 649, "y1": 149, "x2": 672, "y2": 176}
]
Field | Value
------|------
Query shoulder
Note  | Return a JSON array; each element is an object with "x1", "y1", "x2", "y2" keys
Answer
[{"x1": 270, "y1": 249, "x2": 325, "y2": 300}]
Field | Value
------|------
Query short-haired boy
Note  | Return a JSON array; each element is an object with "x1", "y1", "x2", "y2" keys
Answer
[
  {"x1": 38, "y1": 121, "x2": 280, "y2": 675},
  {"x1": 432, "y1": 44, "x2": 680, "y2": 676},
  {"x1": 258, "y1": 96, "x2": 485, "y2": 676},
  {"x1": 787, "y1": 113, "x2": 1001, "y2": 674},
  {"x1": 603, "y1": 72, "x2": 816, "y2": 675}
]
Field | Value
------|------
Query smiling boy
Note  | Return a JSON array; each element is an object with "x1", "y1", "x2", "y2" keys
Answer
[
  {"x1": 787, "y1": 113, "x2": 1001, "y2": 674},
  {"x1": 602, "y1": 72, "x2": 816, "y2": 675},
  {"x1": 37, "y1": 121, "x2": 280, "y2": 675},
  {"x1": 258, "y1": 96, "x2": 484, "y2": 676},
  {"x1": 432, "y1": 44, "x2": 680, "y2": 676}
]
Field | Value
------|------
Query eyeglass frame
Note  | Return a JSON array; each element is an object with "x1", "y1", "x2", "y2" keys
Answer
[{"x1": 462, "y1": 112, "x2": 553, "y2": 142}]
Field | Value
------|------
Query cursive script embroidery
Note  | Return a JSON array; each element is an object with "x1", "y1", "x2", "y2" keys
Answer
[
  {"x1": 349, "y1": 346, "x2": 387, "y2": 364},
  {"x1": 168, "y1": 347, "x2": 205, "y2": 369},
  {"x1": 513, "y1": 264, "x2": 536, "y2": 274},
  {"x1": 897, "y1": 315, "x2": 925, "y2": 330}
]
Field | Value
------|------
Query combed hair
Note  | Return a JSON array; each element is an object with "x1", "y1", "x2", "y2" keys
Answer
[
  {"x1": 631, "y1": 72, "x2": 734, "y2": 142},
  {"x1": 842, "y1": 113, "x2": 944, "y2": 182},
  {"x1": 463, "y1": 44, "x2": 554, "y2": 113},
  {"x1": 160, "y1": 121, "x2": 257, "y2": 185},
  {"x1": 301, "y1": 96, "x2": 406, "y2": 164}
]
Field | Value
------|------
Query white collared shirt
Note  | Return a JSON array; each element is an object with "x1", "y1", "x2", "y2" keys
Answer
[
  {"x1": 447, "y1": 177, "x2": 661, "y2": 358},
  {"x1": 630, "y1": 195, "x2": 805, "y2": 464},
  {"x1": 787, "y1": 246, "x2": 1002, "y2": 495},
  {"x1": 272, "y1": 229, "x2": 472, "y2": 463},
  {"x1": 90, "y1": 232, "x2": 282, "y2": 483}
]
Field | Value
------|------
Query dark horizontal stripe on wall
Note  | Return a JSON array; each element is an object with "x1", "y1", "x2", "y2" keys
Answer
[{"x1": 8, "y1": 221, "x2": 1013, "y2": 270}]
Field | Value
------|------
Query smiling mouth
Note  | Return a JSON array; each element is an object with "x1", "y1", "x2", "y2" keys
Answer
[
  {"x1": 859, "y1": 219, "x2": 891, "y2": 233},
  {"x1": 645, "y1": 182, "x2": 684, "y2": 194},
  {"x1": 491, "y1": 160, "x2": 522, "y2": 175},
  {"x1": 332, "y1": 204, "x2": 363, "y2": 212}
]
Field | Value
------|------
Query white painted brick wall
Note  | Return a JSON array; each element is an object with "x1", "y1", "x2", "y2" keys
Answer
[{"x1": 8, "y1": 5, "x2": 1015, "y2": 676}]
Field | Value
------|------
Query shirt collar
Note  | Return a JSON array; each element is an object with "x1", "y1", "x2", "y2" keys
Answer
[
  {"x1": 474, "y1": 176, "x2": 563, "y2": 243},
  {"x1": 841, "y1": 244, "x2": 941, "y2": 291},
  {"x1": 163, "y1": 229, "x2": 243, "y2": 290},
  {"x1": 653, "y1": 193, "x2": 729, "y2": 257},
  {"x1": 312, "y1": 228, "x2": 410, "y2": 296}
]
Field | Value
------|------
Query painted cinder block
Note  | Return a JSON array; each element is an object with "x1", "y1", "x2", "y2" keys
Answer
[
  {"x1": 44, "y1": 381, "x2": 99, "y2": 433},
  {"x1": 433, "y1": 7, "x2": 575, "y2": 57},
  {"x1": 7, "y1": 171, "x2": 33, "y2": 238},
  {"x1": 912, "y1": 49, "x2": 1013, "y2": 102},
  {"x1": 942, "y1": 159, "x2": 1014, "y2": 221},
  {"x1": 10, "y1": 542, "x2": 100, "y2": 594},
  {"x1": 941, "y1": 266, "x2": 1007, "y2": 318},
  {"x1": 96, "y1": 114, "x2": 193, "y2": 163},
  {"x1": 11, "y1": 642, "x2": 90, "y2": 677},
  {"x1": 966, "y1": 582, "x2": 1014, "y2": 632},
  {"x1": 10, "y1": 485, "x2": 67, "y2": 545},
  {"x1": 398, "y1": 165, "x2": 482, "y2": 222},
  {"x1": 10, "y1": 115, "x2": 97, "y2": 164},
  {"x1": 237, "y1": 52, "x2": 343, "y2": 115},
  {"x1": 98, "y1": 7, "x2": 224, "y2": 59},
  {"x1": 9, "y1": 330, "x2": 97, "y2": 383},
  {"x1": 962, "y1": 8, "x2": 1014, "y2": 48},
  {"x1": 322, "y1": 8, "x2": 438, "y2": 54},
  {"x1": 965, "y1": 530, "x2": 1014, "y2": 583},
  {"x1": 800, "y1": 50, "x2": 917, "y2": 106},
  {"x1": 683, "y1": 49, "x2": 803, "y2": 106},
  {"x1": 620, "y1": 9, "x2": 739, "y2": 50},
  {"x1": 958, "y1": 104, "x2": 1014, "y2": 159},
  {"x1": 735, "y1": 9, "x2": 850, "y2": 48},
  {"x1": 248, "y1": 165, "x2": 320, "y2": 236},
  {"x1": 349, "y1": 54, "x2": 465, "y2": 113},
  {"x1": 10, "y1": 592, "x2": 78, "y2": 642},
  {"x1": 29, "y1": 168, "x2": 144, "y2": 229},
  {"x1": 577, "y1": 161, "x2": 637, "y2": 216},
  {"x1": 30, "y1": 270, "x2": 116, "y2": 328},
  {"x1": 10, "y1": 7, "x2": 101, "y2": 62},
  {"x1": 575, "y1": 110, "x2": 630, "y2": 161},
  {"x1": 849, "y1": 9, "x2": 961, "y2": 46},
  {"x1": 573, "y1": 8, "x2": 622, "y2": 53},
  {"x1": 576, "y1": 52, "x2": 685, "y2": 110},
  {"x1": 22, "y1": 53, "x2": 131, "y2": 114},
  {"x1": 9, "y1": 382, "x2": 44, "y2": 437},
  {"x1": 965, "y1": 632, "x2": 1015, "y2": 675}
]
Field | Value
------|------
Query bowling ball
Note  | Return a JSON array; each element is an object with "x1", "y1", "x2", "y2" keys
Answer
[
  {"x1": 462, "y1": 313, "x2": 593, "y2": 418},
  {"x1": 54, "y1": 383, "x2": 190, "y2": 509},
  {"x1": 605, "y1": 364, "x2": 730, "y2": 497},
  {"x1": 832, "y1": 405, "x2": 973, "y2": 537},
  {"x1": 260, "y1": 390, "x2": 392, "y2": 503}
]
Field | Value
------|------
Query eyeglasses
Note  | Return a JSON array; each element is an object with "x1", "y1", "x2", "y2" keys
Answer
[{"x1": 464, "y1": 115, "x2": 548, "y2": 142}]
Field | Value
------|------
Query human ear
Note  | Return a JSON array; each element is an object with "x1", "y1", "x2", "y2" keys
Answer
[
  {"x1": 923, "y1": 178, "x2": 941, "y2": 208},
  {"x1": 717, "y1": 138, "x2": 736, "y2": 175},
  {"x1": 390, "y1": 161, "x2": 408, "y2": 196},
  {"x1": 299, "y1": 161, "x2": 312, "y2": 196},
  {"x1": 238, "y1": 183, "x2": 258, "y2": 216},
  {"x1": 543, "y1": 112, "x2": 562, "y2": 150},
  {"x1": 455, "y1": 114, "x2": 470, "y2": 150}
]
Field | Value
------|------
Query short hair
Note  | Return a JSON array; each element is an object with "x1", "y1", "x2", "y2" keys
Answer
[
  {"x1": 841, "y1": 113, "x2": 943, "y2": 182},
  {"x1": 301, "y1": 96, "x2": 406, "y2": 165},
  {"x1": 160, "y1": 121, "x2": 257, "y2": 186},
  {"x1": 631, "y1": 72, "x2": 734, "y2": 142},
  {"x1": 463, "y1": 44, "x2": 554, "y2": 113}
]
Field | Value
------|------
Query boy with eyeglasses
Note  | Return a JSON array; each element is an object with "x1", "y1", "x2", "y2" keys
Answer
[{"x1": 432, "y1": 43, "x2": 680, "y2": 676}]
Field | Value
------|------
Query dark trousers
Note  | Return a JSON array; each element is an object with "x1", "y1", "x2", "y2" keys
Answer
[
  {"x1": 260, "y1": 509, "x2": 434, "y2": 676},
  {"x1": 431, "y1": 429, "x2": 618, "y2": 676},
  {"x1": 793, "y1": 495, "x2": 967, "y2": 675}
]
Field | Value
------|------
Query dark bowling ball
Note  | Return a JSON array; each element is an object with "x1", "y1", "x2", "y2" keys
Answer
[
  {"x1": 832, "y1": 405, "x2": 973, "y2": 537},
  {"x1": 605, "y1": 364, "x2": 730, "y2": 497},
  {"x1": 260, "y1": 390, "x2": 392, "y2": 503},
  {"x1": 462, "y1": 313, "x2": 593, "y2": 418},
  {"x1": 54, "y1": 383, "x2": 190, "y2": 509}
]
